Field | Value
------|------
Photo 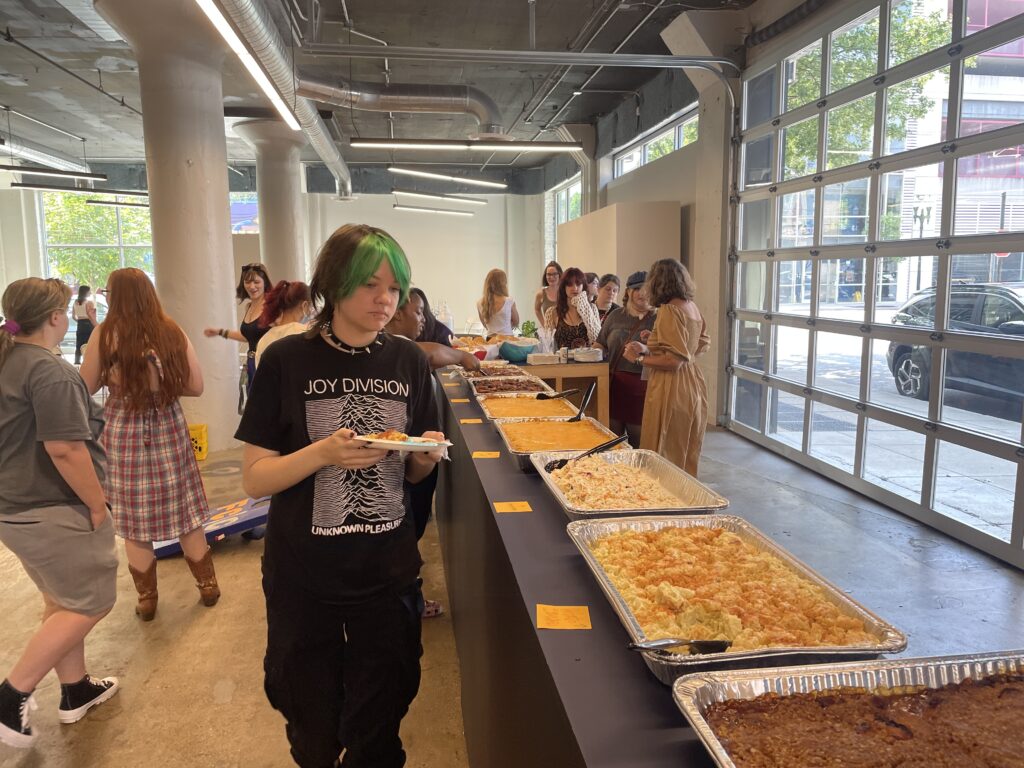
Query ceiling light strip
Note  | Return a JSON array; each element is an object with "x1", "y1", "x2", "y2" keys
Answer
[
  {"x1": 86, "y1": 199, "x2": 150, "y2": 209},
  {"x1": 393, "y1": 204, "x2": 474, "y2": 217},
  {"x1": 193, "y1": 0, "x2": 301, "y2": 131},
  {"x1": 11, "y1": 182, "x2": 149, "y2": 197},
  {"x1": 354, "y1": 138, "x2": 582, "y2": 153},
  {"x1": 1, "y1": 106, "x2": 85, "y2": 142},
  {"x1": 392, "y1": 189, "x2": 487, "y2": 206},
  {"x1": 0, "y1": 164, "x2": 106, "y2": 181},
  {"x1": 387, "y1": 167, "x2": 507, "y2": 189}
]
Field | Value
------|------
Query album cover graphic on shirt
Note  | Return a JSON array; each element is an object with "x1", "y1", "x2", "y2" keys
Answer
[{"x1": 305, "y1": 392, "x2": 406, "y2": 536}]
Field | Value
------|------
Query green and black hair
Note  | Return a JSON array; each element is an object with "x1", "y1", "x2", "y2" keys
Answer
[{"x1": 308, "y1": 224, "x2": 412, "y2": 331}]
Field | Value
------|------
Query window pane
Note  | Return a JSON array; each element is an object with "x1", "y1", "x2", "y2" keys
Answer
[
  {"x1": 616, "y1": 148, "x2": 642, "y2": 177},
  {"x1": 743, "y1": 135, "x2": 774, "y2": 188},
  {"x1": 737, "y1": 320, "x2": 767, "y2": 371},
  {"x1": 829, "y1": 9, "x2": 879, "y2": 93},
  {"x1": 47, "y1": 247, "x2": 121, "y2": 289},
  {"x1": 782, "y1": 116, "x2": 819, "y2": 180},
  {"x1": 814, "y1": 330, "x2": 863, "y2": 397},
  {"x1": 644, "y1": 129, "x2": 675, "y2": 163},
  {"x1": 678, "y1": 116, "x2": 699, "y2": 147},
  {"x1": 874, "y1": 255, "x2": 938, "y2": 323},
  {"x1": 118, "y1": 205, "x2": 153, "y2": 246},
  {"x1": 870, "y1": 337, "x2": 930, "y2": 417},
  {"x1": 229, "y1": 192, "x2": 258, "y2": 234},
  {"x1": 883, "y1": 66, "x2": 950, "y2": 155},
  {"x1": 825, "y1": 94, "x2": 876, "y2": 170},
  {"x1": 556, "y1": 190, "x2": 567, "y2": 224},
  {"x1": 767, "y1": 388, "x2": 805, "y2": 449},
  {"x1": 888, "y1": 0, "x2": 952, "y2": 68},
  {"x1": 818, "y1": 258, "x2": 866, "y2": 319},
  {"x1": 960, "y1": 34, "x2": 1024, "y2": 139},
  {"x1": 942, "y1": 348, "x2": 1024, "y2": 442},
  {"x1": 934, "y1": 441, "x2": 1016, "y2": 542},
  {"x1": 952, "y1": 252, "x2": 1024, "y2": 284},
  {"x1": 784, "y1": 42, "x2": 822, "y2": 111},
  {"x1": 809, "y1": 402, "x2": 857, "y2": 472},
  {"x1": 568, "y1": 182, "x2": 582, "y2": 220},
  {"x1": 821, "y1": 178, "x2": 869, "y2": 245},
  {"x1": 737, "y1": 261, "x2": 767, "y2": 310},
  {"x1": 740, "y1": 199, "x2": 771, "y2": 250},
  {"x1": 42, "y1": 192, "x2": 118, "y2": 245},
  {"x1": 863, "y1": 419, "x2": 925, "y2": 501},
  {"x1": 778, "y1": 190, "x2": 815, "y2": 248},
  {"x1": 879, "y1": 163, "x2": 943, "y2": 240},
  {"x1": 745, "y1": 68, "x2": 778, "y2": 128},
  {"x1": 773, "y1": 325, "x2": 809, "y2": 382},
  {"x1": 733, "y1": 378, "x2": 764, "y2": 429},
  {"x1": 776, "y1": 259, "x2": 812, "y2": 314},
  {"x1": 954, "y1": 147, "x2": 1024, "y2": 235},
  {"x1": 123, "y1": 248, "x2": 154, "y2": 279},
  {"x1": 965, "y1": 0, "x2": 1024, "y2": 36}
]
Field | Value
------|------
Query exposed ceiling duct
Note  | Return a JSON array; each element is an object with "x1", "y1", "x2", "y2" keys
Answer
[
  {"x1": 297, "y1": 79, "x2": 504, "y2": 136},
  {"x1": 214, "y1": 0, "x2": 352, "y2": 196}
]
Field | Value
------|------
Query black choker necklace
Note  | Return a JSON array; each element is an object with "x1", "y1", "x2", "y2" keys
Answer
[{"x1": 323, "y1": 326, "x2": 384, "y2": 355}]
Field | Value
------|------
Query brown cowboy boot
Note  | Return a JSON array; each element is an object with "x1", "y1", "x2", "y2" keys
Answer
[
  {"x1": 128, "y1": 560, "x2": 158, "y2": 621},
  {"x1": 185, "y1": 548, "x2": 221, "y2": 607}
]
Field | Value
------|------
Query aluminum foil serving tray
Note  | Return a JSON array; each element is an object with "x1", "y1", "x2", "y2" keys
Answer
[
  {"x1": 475, "y1": 393, "x2": 579, "y2": 422},
  {"x1": 673, "y1": 649, "x2": 1024, "y2": 768},
  {"x1": 566, "y1": 515, "x2": 907, "y2": 684},
  {"x1": 530, "y1": 450, "x2": 728, "y2": 520},
  {"x1": 467, "y1": 375, "x2": 554, "y2": 398},
  {"x1": 494, "y1": 416, "x2": 620, "y2": 472}
]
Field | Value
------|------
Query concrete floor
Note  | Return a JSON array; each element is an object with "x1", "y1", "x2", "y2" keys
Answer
[{"x1": 0, "y1": 449, "x2": 469, "y2": 768}]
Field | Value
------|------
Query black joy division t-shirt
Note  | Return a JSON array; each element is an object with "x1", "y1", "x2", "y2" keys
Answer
[{"x1": 235, "y1": 332, "x2": 439, "y2": 603}]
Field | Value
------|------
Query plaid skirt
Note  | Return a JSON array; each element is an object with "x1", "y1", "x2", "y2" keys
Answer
[{"x1": 102, "y1": 397, "x2": 209, "y2": 542}]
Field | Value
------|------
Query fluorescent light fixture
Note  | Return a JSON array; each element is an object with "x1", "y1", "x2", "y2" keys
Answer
[
  {"x1": 2, "y1": 106, "x2": 85, "y2": 142},
  {"x1": 193, "y1": 0, "x2": 301, "y2": 131},
  {"x1": 86, "y1": 199, "x2": 150, "y2": 209},
  {"x1": 392, "y1": 188, "x2": 487, "y2": 206},
  {"x1": 352, "y1": 138, "x2": 582, "y2": 153},
  {"x1": 387, "y1": 167, "x2": 507, "y2": 189},
  {"x1": 393, "y1": 204, "x2": 474, "y2": 217},
  {"x1": 0, "y1": 164, "x2": 106, "y2": 181},
  {"x1": 0, "y1": 136, "x2": 91, "y2": 173},
  {"x1": 10, "y1": 182, "x2": 149, "y2": 197}
]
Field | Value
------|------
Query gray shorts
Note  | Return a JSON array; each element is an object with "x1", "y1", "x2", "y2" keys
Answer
[{"x1": 0, "y1": 505, "x2": 119, "y2": 616}]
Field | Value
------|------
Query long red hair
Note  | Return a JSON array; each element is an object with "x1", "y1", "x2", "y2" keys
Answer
[{"x1": 97, "y1": 268, "x2": 189, "y2": 411}]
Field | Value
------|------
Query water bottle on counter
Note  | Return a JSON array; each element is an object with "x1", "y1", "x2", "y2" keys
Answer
[{"x1": 437, "y1": 299, "x2": 455, "y2": 331}]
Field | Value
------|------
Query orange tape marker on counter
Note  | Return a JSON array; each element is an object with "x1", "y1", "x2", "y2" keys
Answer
[{"x1": 536, "y1": 604, "x2": 592, "y2": 630}]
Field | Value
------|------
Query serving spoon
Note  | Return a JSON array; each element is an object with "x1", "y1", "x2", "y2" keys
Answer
[
  {"x1": 543, "y1": 434, "x2": 629, "y2": 473},
  {"x1": 535, "y1": 388, "x2": 579, "y2": 401},
  {"x1": 628, "y1": 638, "x2": 733, "y2": 654}
]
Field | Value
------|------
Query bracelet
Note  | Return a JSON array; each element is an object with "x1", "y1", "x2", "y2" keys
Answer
[
  {"x1": 637, "y1": 353, "x2": 646, "y2": 365},
  {"x1": 219, "y1": 329, "x2": 228, "y2": 339}
]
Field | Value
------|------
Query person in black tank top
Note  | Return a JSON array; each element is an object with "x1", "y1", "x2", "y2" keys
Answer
[{"x1": 203, "y1": 263, "x2": 272, "y2": 395}]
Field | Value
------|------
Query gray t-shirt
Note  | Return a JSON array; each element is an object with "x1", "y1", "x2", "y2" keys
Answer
[
  {"x1": 596, "y1": 306, "x2": 656, "y2": 374},
  {"x1": 0, "y1": 344, "x2": 106, "y2": 514}
]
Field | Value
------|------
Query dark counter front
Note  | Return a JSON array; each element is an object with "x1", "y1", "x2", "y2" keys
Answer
[{"x1": 434, "y1": 375, "x2": 712, "y2": 768}]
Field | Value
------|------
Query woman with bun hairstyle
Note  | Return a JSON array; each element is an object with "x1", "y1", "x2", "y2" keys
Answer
[
  {"x1": 81, "y1": 268, "x2": 220, "y2": 621},
  {"x1": 0, "y1": 277, "x2": 119, "y2": 748},
  {"x1": 254, "y1": 280, "x2": 311, "y2": 368}
]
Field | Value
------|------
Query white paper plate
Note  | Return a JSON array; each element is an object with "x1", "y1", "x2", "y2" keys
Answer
[{"x1": 355, "y1": 437, "x2": 453, "y2": 452}]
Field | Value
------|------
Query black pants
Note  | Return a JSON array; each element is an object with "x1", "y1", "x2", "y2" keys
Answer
[
  {"x1": 263, "y1": 568, "x2": 424, "y2": 768},
  {"x1": 74, "y1": 319, "x2": 93, "y2": 364},
  {"x1": 407, "y1": 466, "x2": 439, "y2": 541}
]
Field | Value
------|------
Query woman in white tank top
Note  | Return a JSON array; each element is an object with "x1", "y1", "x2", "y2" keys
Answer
[
  {"x1": 70, "y1": 285, "x2": 97, "y2": 365},
  {"x1": 477, "y1": 268, "x2": 519, "y2": 336}
]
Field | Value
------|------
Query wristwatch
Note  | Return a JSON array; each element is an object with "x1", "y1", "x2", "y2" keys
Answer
[{"x1": 637, "y1": 353, "x2": 646, "y2": 365}]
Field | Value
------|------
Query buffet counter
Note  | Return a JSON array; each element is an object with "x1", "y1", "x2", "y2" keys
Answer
[
  {"x1": 521, "y1": 360, "x2": 610, "y2": 426},
  {"x1": 434, "y1": 372, "x2": 712, "y2": 768}
]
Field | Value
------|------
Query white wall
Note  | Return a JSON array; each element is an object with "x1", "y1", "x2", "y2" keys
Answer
[
  {"x1": 304, "y1": 193, "x2": 545, "y2": 334},
  {"x1": 0, "y1": 189, "x2": 46, "y2": 287}
]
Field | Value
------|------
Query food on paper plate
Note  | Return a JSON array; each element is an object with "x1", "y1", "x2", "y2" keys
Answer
[
  {"x1": 500, "y1": 419, "x2": 613, "y2": 453},
  {"x1": 361, "y1": 429, "x2": 409, "y2": 442},
  {"x1": 549, "y1": 455, "x2": 684, "y2": 509},
  {"x1": 480, "y1": 395, "x2": 576, "y2": 419}
]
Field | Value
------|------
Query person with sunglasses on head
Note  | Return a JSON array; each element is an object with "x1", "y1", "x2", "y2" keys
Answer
[
  {"x1": 203, "y1": 262, "x2": 272, "y2": 397},
  {"x1": 0, "y1": 278, "x2": 120, "y2": 749},
  {"x1": 236, "y1": 224, "x2": 445, "y2": 768},
  {"x1": 534, "y1": 260, "x2": 562, "y2": 326}
]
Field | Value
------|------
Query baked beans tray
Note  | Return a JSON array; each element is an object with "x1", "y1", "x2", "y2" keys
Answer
[
  {"x1": 672, "y1": 650, "x2": 1024, "y2": 768},
  {"x1": 529, "y1": 449, "x2": 728, "y2": 520},
  {"x1": 565, "y1": 515, "x2": 907, "y2": 685},
  {"x1": 467, "y1": 376, "x2": 554, "y2": 396},
  {"x1": 494, "y1": 416, "x2": 620, "y2": 472}
]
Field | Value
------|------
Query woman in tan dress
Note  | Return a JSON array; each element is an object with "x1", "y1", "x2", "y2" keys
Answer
[{"x1": 623, "y1": 259, "x2": 710, "y2": 475}]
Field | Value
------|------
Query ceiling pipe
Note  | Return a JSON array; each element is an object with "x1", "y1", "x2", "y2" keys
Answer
[
  {"x1": 215, "y1": 0, "x2": 352, "y2": 196},
  {"x1": 297, "y1": 79, "x2": 505, "y2": 135}
]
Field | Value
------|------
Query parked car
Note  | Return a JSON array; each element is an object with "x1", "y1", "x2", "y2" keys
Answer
[{"x1": 886, "y1": 283, "x2": 1024, "y2": 401}]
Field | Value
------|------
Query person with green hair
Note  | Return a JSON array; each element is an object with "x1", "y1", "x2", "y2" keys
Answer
[{"x1": 235, "y1": 224, "x2": 446, "y2": 768}]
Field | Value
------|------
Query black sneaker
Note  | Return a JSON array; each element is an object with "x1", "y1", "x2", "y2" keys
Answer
[
  {"x1": 0, "y1": 679, "x2": 37, "y2": 748},
  {"x1": 58, "y1": 675, "x2": 119, "y2": 724}
]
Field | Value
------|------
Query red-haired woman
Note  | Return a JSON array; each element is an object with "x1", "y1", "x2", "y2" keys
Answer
[
  {"x1": 254, "y1": 280, "x2": 311, "y2": 368},
  {"x1": 543, "y1": 267, "x2": 602, "y2": 349},
  {"x1": 81, "y1": 268, "x2": 220, "y2": 621}
]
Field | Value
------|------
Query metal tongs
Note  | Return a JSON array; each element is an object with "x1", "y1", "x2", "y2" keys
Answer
[
  {"x1": 535, "y1": 388, "x2": 579, "y2": 401},
  {"x1": 543, "y1": 434, "x2": 629, "y2": 473},
  {"x1": 628, "y1": 638, "x2": 733, "y2": 654}
]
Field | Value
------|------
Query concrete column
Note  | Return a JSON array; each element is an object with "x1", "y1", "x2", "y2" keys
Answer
[
  {"x1": 96, "y1": 0, "x2": 239, "y2": 450},
  {"x1": 233, "y1": 119, "x2": 308, "y2": 281}
]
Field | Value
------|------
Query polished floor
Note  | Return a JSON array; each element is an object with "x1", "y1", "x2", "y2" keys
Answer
[{"x1": 0, "y1": 448, "x2": 469, "y2": 768}]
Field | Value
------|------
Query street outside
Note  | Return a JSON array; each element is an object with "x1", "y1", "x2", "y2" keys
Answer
[{"x1": 742, "y1": 303, "x2": 1020, "y2": 543}]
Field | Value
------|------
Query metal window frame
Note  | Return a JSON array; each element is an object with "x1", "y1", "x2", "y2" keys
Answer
[{"x1": 612, "y1": 104, "x2": 700, "y2": 179}]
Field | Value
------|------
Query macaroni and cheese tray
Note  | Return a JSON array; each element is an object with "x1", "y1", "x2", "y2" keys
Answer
[
  {"x1": 495, "y1": 417, "x2": 622, "y2": 472},
  {"x1": 477, "y1": 393, "x2": 579, "y2": 421},
  {"x1": 468, "y1": 376, "x2": 553, "y2": 396},
  {"x1": 672, "y1": 650, "x2": 1024, "y2": 768},
  {"x1": 566, "y1": 516, "x2": 906, "y2": 685},
  {"x1": 529, "y1": 449, "x2": 728, "y2": 520}
]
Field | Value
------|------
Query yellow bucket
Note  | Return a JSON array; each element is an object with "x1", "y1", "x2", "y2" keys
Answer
[{"x1": 188, "y1": 423, "x2": 208, "y2": 461}]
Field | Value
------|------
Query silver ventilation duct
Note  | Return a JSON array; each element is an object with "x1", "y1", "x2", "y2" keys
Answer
[
  {"x1": 216, "y1": 0, "x2": 352, "y2": 196},
  {"x1": 297, "y1": 79, "x2": 504, "y2": 136}
]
